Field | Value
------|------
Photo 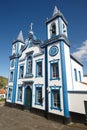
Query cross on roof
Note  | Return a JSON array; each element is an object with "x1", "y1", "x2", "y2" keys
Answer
[{"x1": 30, "y1": 22, "x2": 34, "y2": 31}]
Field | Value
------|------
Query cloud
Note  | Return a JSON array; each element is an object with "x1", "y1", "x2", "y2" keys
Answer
[{"x1": 72, "y1": 40, "x2": 87, "y2": 61}]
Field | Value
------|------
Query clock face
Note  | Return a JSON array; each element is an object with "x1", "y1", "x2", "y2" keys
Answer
[{"x1": 49, "y1": 45, "x2": 58, "y2": 56}]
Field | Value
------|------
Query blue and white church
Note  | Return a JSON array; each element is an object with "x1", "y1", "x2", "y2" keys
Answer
[{"x1": 6, "y1": 6, "x2": 87, "y2": 124}]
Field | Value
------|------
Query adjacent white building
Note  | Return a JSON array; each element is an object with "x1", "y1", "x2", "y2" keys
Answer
[
  {"x1": 0, "y1": 89, "x2": 6, "y2": 99},
  {"x1": 6, "y1": 6, "x2": 87, "y2": 124}
]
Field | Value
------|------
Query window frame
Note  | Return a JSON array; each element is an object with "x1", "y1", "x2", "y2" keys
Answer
[
  {"x1": 50, "y1": 59, "x2": 60, "y2": 80},
  {"x1": 27, "y1": 56, "x2": 32, "y2": 74},
  {"x1": 78, "y1": 71, "x2": 82, "y2": 82},
  {"x1": 35, "y1": 84, "x2": 43, "y2": 106},
  {"x1": 50, "y1": 86, "x2": 62, "y2": 111},
  {"x1": 17, "y1": 85, "x2": 23, "y2": 101},
  {"x1": 8, "y1": 87, "x2": 12, "y2": 100},
  {"x1": 19, "y1": 64, "x2": 24, "y2": 79},
  {"x1": 50, "y1": 22, "x2": 56, "y2": 38},
  {"x1": 36, "y1": 59, "x2": 43, "y2": 77},
  {"x1": 74, "y1": 69, "x2": 77, "y2": 81},
  {"x1": 10, "y1": 59, "x2": 15, "y2": 68},
  {"x1": 13, "y1": 44, "x2": 16, "y2": 51},
  {"x1": 12, "y1": 44, "x2": 17, "y2": 54},
  {"x1": 26, "y1": 54, "x2": 33, "y2": 77},
  {"x1": 9, "y1": 70, "x2": 14, "y2": 82}
]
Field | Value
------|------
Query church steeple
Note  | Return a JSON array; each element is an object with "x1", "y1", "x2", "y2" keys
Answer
[
  {"x1": 17, "y1": 30, "x2": 24, "y2": 42},
  {"x1": 52, "y1": 6, "x2": 59, "y2": 16},
  {"x1": 12, "y1": 30, "x2": 25, "y2": 56},
  {"x1": 46, "y1": 6, "x2": 68, "y2": 39}
]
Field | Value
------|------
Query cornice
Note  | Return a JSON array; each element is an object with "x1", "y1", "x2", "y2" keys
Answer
[
  {"x1": 45, "y1": 11, "x2": 68, "y2": 25},
  {"x1": 43, "y1": 34, "x2": 70, "y2": 47}
]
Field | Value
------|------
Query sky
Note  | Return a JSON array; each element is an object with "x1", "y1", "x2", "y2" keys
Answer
[{"x1": 0, "y1": 0, "x2": 87, "y2": 78}]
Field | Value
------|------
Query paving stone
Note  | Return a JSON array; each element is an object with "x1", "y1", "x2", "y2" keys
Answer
[{"x1": 0, "y1": 106, "x2": 87, "y2": 130}]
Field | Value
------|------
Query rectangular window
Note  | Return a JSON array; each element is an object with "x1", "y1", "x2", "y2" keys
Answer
[
  {"x1": 10, "y1": 60, "x2": 14, "y2": 67},
  {"x1": 37, "y1": 88, "x2": 42, "y2": 103},
  {"x1": 17, "y1": 86, "x2": 22, "y2": 101},
  {"x1": 52, "y1": 63, "x2": 58, "y2": 78},
  {"x1": 51, "y1": 88, "x2": 61, "y2": 110},
  {"x1": 79, "y1": 71, "x2": 81, "y2": 82},
  {"x1": 8, "y1": 88, "x2": 12, "y2": 100},
  {"x1": 50, "y1": 60, "x2": 59, "y2": 80},
  {"x1": 36, "y1": 61, "x2": 42, "y2": 77},
  {"x1": 50, "y1": 23, "x2": 56, "y2": 38},
  {"x1": 19, "y1": 65, "x2": 24, "y2": 78},
  {"x1": 10, "y1": 71, "x2": 14, "y2": 82},
  {"x1": 35, "y1": 84, "x2": 43, "y2": 105},
  {"x1": 74, "y1": 69, "x2": 77, "y2": 81}
]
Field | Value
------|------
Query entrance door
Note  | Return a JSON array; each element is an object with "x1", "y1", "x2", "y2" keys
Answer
[{"x1": 25, "y1": 86, "x2": 32, "y2": 110}]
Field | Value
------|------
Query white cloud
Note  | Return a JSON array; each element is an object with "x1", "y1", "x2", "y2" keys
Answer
[{"x1": 72, "y1": 40, "x2": 87, "y2": 61}]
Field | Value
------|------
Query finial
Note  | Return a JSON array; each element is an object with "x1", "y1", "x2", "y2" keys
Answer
[{"x1": 53, "y1": 6, "x2": 59, "y2": 16}]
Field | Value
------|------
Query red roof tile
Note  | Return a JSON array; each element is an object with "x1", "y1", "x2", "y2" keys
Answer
[{"x1": 0, "y1": 89, "x2": 6, "y2": 94}]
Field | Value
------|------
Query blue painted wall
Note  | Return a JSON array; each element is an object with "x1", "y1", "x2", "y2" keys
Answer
[
  {"x1": 60, "y1": 41, "x2": 70, "y2": 117},
  {"x1": 12, "y1": 57, "x2": 18, "y2": 103}
]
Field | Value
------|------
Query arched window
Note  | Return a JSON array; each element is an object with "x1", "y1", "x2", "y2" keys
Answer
[
  {"x1": 10, "y1": 59, "x2": 14, "y2": 67},
  {"x1": 12, "y1": 44, "x2": 16, "y2": 54},
  {"x1": 10, "y1": 71, "x2": 14, "y2": 81},
  {"x1": 50, "y1": 23, "x2": 56, "y2": 37},
  {"x1": 27, "y1": 56, "x2": 32, "y2": 74},
  {"x1": 13, "y1": 44, "x2": 16, "y2": 50}
]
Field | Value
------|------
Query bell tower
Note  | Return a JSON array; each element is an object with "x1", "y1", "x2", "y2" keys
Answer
[
  {"x1": 45, "y1": 6, "x2": 72, "y2": 124},
  {"x1": 46, "y1": 6, "x2": 68, "y2": 39},
  {"x1": 9, "y1": 31, "x2": 25, "y2": 103}
]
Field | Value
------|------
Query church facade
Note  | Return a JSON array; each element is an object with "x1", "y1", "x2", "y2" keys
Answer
[{"x1": 6, "y1": 6, "x2": 87, "y2": 124}]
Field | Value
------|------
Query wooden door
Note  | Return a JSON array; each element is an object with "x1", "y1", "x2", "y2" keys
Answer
[{"x1": 25, "y1": 87, "x2": 32, "y2": 110}]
